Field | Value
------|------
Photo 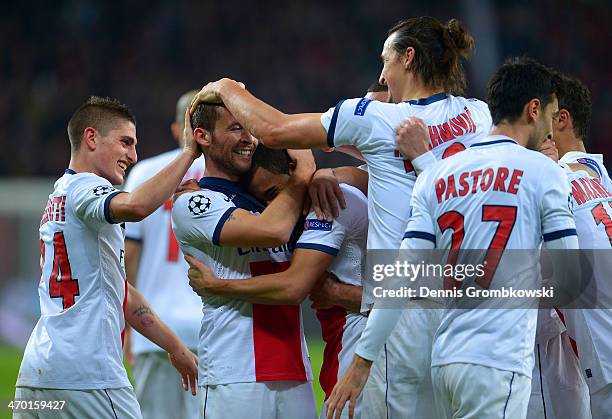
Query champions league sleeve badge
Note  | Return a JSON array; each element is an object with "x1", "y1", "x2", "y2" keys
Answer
[
  {"x1": 188, "y1": 194, "x2": 212, "y2": 217},
  {"x1": 92, "y1": 185, "x2": 115, "y2": 196}
]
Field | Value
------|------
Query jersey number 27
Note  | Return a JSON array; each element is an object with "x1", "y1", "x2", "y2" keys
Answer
[{"x1": 438, "y1": 205, "x2": 517, "y2": 290}]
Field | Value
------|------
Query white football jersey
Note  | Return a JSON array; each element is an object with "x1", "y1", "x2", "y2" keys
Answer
[
  {"x1": 560, "y1": 151, "x2": 612, "y2": 194},
  {"x1": 321, "y1": 93, "x2": 492, "y2": 249},
  {"x1": 296, "y1": 184, "x2": 368, "y2": 398},
  {"x1": 171, "y1": 177, "x2": 312, "y2": 385},
  {"x1": 18, "y1": 171, "x2": 131, "y2": 389},
  {"x1": 123, "y1": 149, "x2": 205, "y2": 354},
  {"x1": 404, "y1": 136, "x2": 576, "y2": 377},
  {"x1": 559, "y1": 156, "x2": 612, "y2": 392}
]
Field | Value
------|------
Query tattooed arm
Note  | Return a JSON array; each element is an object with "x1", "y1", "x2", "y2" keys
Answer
[{"x1": 125, "y1": 283, "x2": 198, "y2": 394}]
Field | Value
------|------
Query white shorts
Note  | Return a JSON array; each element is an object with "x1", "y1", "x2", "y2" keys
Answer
[
  {"x1": 383, "y1": 299, "x2": 444, "y2": 418},
  {"x1": 201, "y1": 380, "x2": 317, "y2": 419},
  {"x1": 133, "y1": 351, "x2": 201, "y2": 419},
  {"x1": 13, "y1": 386, "x2": 141, "y2": 419},
  {"x1": 431, "y1": 363, "x2": 530, "y2": 419},
  {"x1": 590, "y1": 383, "x2": 612, "y2": 419},
  {"x1": 527, "y1": 335, "x2": 591, "y2": 419}
]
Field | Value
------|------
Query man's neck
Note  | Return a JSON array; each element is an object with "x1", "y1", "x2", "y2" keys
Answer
[
  {"x1": 558, "y1": 137, "x2": 587, "y2": 158},
  {"x1": 204, "y1": 164, "x2": 240, "y2": 182},
  {"x1": 490, "y1": 122, "x2": 531, "y2": 148},
  {"x1": 399, "y1": 76, "x2": 443, "y2": 103},
  {"x1": 68, "y1": 154, "x2": 93, "y2": 175}
]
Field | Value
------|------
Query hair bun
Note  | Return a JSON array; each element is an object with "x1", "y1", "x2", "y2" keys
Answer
[{"x1": 444, "y1": 19, "x2": 474, "y2": 58}]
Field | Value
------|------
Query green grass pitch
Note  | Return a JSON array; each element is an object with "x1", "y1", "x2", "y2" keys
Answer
[{"x1": 0, "y1": 337, "x2": 326, "y2": 418}]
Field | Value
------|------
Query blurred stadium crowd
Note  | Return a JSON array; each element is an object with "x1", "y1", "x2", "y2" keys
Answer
[{"x1": 0, "y1": 0, "x2": 610, "y2": 176}]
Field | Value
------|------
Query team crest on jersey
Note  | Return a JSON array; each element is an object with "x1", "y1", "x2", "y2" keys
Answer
[
  {"x1": 188, "y1": 194, "x2": 211, "y2": 216},
  {"x1": 304, "y1": 219, "x2": 333, "y2": 231},
  {"x1": 92, "y1": 185, "x2": 115, "y2": 196}
]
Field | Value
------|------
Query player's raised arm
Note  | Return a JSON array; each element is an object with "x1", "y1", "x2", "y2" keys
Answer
[
  {"x1": 217, "y1": 149, "x2": 315, "y2": 247},
  {"x1": 108, "y1": 110, "x2": 201, "y2": 222},
  {"x1": 191, "y1": 78, "x2": 328, "y2": 149}
]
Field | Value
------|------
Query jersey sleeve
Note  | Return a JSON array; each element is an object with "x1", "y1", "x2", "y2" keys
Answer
[
  {"x1": 171, "y1": 190, "x2": 237, "y2": 246},
  {"x1": 68, "y1": 174, "x2": 124, "y2": 230},
  {"x1": 296, "y1": 184, "x2": 365, "y2": 256},
  {"x1": 469, "y1": 98, "x2": 493, "y2": 134},
  {"x1": 320, "y1": 98, "x2": 376, "y2": 149},
  {"x1": 402, "y1": 171, "x2": 436, "y2": 247},
  {"x1": 539, "y1": 162, "x2": 577, "y2": 242}
]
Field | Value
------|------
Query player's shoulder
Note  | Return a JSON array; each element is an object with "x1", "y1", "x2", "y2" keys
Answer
[
  {"x1": 66, "y1": 172, "x2": 115, "y2": 195},
  {"x1": 337, "y1": 97, "x2": 396, "y2": 119},
  {"x1": 336, "y1": 183, "x2": 368, "y2": 219},
  {"x1": 173, "y1": 188, "x2": 232, "y2": 217},
  {"x1": 523, "y1": 147, "x2": 561, "y2": 168},
  {"x1": 339, "y1": 183, "x2": 367, "y2": 207},
  {"x1": 463, "y1": 96, "x2": 489, "y2": 109},
  {"x1": 560, "y1": 151, "x2": 606, "y2": 177}
]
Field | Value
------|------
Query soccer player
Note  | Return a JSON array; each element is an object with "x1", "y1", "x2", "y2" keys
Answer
[
  {"x1": 15, "y1": 97, "x2": 199, "y2": 418},
  {"x1": 327, "y1": 57, "x2": 579, "y2": 419},
  {"x1": 554, "y1": 73, "x2": 612, "y2": 418},
  {"x1": 123, "y1": 90, "x2": 205, "y2": 419},
  {"x1": 171, "y1": 103, "x2": 318, "y2": 418},
  {"x1": 190, "y1": 17, "x2": 492, "y2": 418},
  {"x1": 184, "y1": 146, "x2": 369, "y2": 418}
]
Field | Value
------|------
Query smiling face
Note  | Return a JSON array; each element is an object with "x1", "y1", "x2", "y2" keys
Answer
[
  {"x1": 204, "y1": 107, "x2": 258, "y2": 179},
  {"x1": 91, "y1": 119, "x2": 137, "y2": 185}
]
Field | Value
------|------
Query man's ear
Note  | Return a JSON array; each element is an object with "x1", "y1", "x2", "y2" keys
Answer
[
  {"x1": 525, "y1": 98, "x2": 541, "y2": 123},
  {"x1": 556, "y1": 109, "x2": 571, "y2": 133},
  {"x1": 82, "y1": 127, "x2": 97, "y2": 151},
  {"x1": 194, "y1": 128, "x2": 212, "y2": 147},
  {"x1": 403, "y1": 47, "x2": 415, "y2": 70},
  {"x1": 288, "y1": 160, "x2": 297, "y2": 175}
]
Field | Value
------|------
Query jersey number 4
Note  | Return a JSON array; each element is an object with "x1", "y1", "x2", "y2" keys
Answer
[
  {"x1": 437, "y1": 205, "x2": 517, "y2": 289},
  {"x1": 48, "y1": 232, "x2": 80, "y2": 309},
  {"x1": 591, "y1": 201, "x2": 612, "y2": 246}
]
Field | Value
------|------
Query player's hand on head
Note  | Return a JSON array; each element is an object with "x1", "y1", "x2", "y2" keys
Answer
[
  {"x1": 189, "y1": 79, "x2": 246, "y2": 112},
  {"x1": 539, "y1": 139, "x2": 559, "y2": 162},
  {"x1": 173, "y1": 179, "x2": 200, "y2": 203},
  {"x1": 184, "y1": 255, "x2": 219, "y2": 297},
  {"x1": 168, "y1": 343, "x2": 199, "y2": 395},
  {"x1": 326, "y1": 355, "x2": 372, "y2": 419},
  {"x1": 395, "y1": 116, "x2": 430, "y2": 161},
  {"x1": 287, "y1": 149, "x2": 316, "y2": 180},
  {"x1": 307, "y1": 168, "x2": 346, "y2": 221},
  {"x1": 182, "y1": 108, "x2": 201, "y2": 160}
]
